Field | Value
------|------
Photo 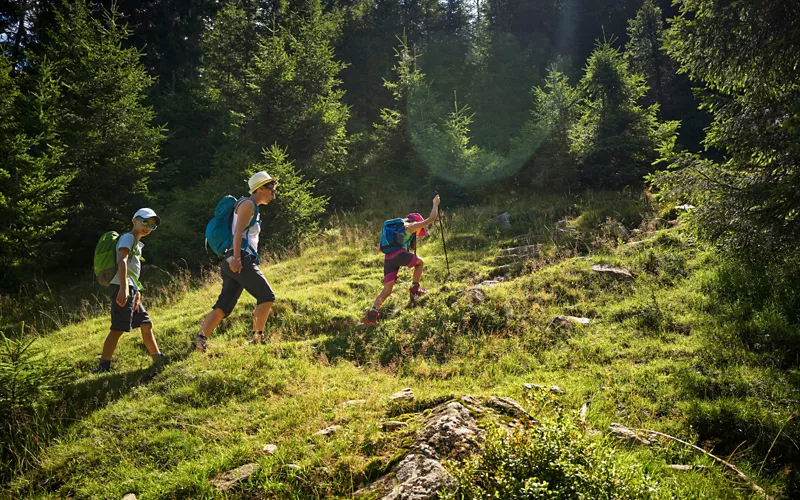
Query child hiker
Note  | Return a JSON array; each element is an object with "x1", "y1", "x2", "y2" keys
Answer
[
  {"x1": 363, "y1": 194, "x2": 440, "y2": 326},
  {"x1": 194, "y1": 172, "x2": 278, "y2": 351},
  {"x1": 93, "y1": 208, "x2": 166, "y2": 373}
]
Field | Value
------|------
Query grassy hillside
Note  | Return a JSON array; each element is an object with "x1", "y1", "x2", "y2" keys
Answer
[{"x1": 2, "y1": 192, "x2": 798, "y2": 499}]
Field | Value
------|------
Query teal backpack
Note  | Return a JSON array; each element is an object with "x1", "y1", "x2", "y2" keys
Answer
[
  {"x1": 379, "y1": 218, "x2": 405, "y2": 254},
  {"x1": 205, "y1": 196, "x2": 259, "y2": 261}
]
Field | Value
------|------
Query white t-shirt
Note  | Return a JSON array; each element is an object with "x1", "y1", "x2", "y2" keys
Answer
[
  {"x1": 110, "y1": 233, "x2": 143, "y2": 290},
  {"x1": 231, "y1": 199, "x2": 261, "y2": 256}
]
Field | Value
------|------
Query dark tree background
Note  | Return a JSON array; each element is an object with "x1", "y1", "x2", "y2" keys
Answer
[{"x1": 2, "y1": 0, "x2": 797, "y2": 289}]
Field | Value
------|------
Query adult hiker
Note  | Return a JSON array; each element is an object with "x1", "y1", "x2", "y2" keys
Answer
[
  {"x1": 363, "y1": 194, "x2": 440, "y2": 326},
  {"x1": 93, "y1": 208, "x2": 166, "y2": 373},
  {"x1": 194, "y1": 172, "x2": 278, "y2": 351}
]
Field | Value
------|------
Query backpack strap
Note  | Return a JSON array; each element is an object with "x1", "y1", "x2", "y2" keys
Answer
[
  {"x1": 234, "y1": 197, "x2": 260, "y2": 260},
  {"x1": 118, "y1": 232, "x2": 145, "y2": 291}
]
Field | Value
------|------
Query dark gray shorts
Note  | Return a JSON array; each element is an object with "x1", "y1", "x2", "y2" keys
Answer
[
  {"x1": 213, "y1": 253, "x2": 276, "y2": 316},
  {"x1": 108, "y1": 284, "x2": 152, "y2": 332}
]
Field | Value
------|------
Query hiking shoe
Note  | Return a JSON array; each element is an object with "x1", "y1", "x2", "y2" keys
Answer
[
  {"x1": 193, "y1": 334, "x2": 208, "y2": 352},
  {"x1": 249, "y1": 332, "x2": 265, "y2": 345},
  {"x1": 409, "y1": 286, "x2": 429, "y2": 301},
  {"x1": 362, "y1": 308, "x2": 380, "y2": 326},
  {"x1": 91, "y1": 364, "x2": 110, "y2": 374},
  {"x1": 151, "y1": 352, "x2": 169, "y2": 366}
]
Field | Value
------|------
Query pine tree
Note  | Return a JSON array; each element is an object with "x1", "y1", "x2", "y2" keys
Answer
[
  {"x1": 510, "y1": 64, "x2": 579, "y2": 190},
  {"x1": 626, "y1": 0, "x2": 667, "y2": 107},
  {"x1": 569, "y1": 40, "x2": 678, "y2": 188},
  {"x1": 0, "y1": 57, "x2": 73, "y2": 287},
  {"x1": 650, "y1": 0, "x2": 800, "y2": 258},
  {"x1": 42, "y1": 0, "x2": 163, "y2": 259}
]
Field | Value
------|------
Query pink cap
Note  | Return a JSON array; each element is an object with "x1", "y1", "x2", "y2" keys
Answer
[{"x1": 406, "y1": 213, "x2": 427, "y2": 237}]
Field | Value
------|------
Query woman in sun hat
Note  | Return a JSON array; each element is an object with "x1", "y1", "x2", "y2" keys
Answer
[
  {"x1": 362, "y1": 194, "x2": 440, "y2": 326},
  {"x1": 194, "y1": 172, "x2": 279, "y2": 351}
]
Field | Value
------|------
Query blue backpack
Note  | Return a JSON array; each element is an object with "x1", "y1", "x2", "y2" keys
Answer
[
  {"x1": 205, "y1": 196, "x2": 259, "y2": 259},
  {"x1": 380, "y1": 218, "x2": 407, "y2": 254}
]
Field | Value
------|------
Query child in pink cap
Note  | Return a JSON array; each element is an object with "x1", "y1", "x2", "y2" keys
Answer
[{"x1": 363, "y1": 194, "x2": 440, "y2": 326}]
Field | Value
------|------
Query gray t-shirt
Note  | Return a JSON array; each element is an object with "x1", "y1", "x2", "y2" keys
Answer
[{"x1": 110, "y1": 232, "x2": 143, "y2": 290}]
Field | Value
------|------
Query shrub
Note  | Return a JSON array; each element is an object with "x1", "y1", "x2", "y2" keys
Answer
[
  {"x1": 443, "y1": 415, "x2": 658, "y2": 499},
  {"x1": 0, "y1": 329, "x2": 71, "y2": 480}
]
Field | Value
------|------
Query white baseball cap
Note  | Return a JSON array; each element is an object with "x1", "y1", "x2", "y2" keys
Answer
[
  {"x1": 133, "y1": 208, "x2": 161, "y2": 225},
  {"x1": 248, "y1": 171, "x2": 278, "y2": 194}
]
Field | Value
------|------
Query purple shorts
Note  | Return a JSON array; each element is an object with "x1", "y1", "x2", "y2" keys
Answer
[{"x1": 383, "y1": 249, "x2": 419, "y2": 283}]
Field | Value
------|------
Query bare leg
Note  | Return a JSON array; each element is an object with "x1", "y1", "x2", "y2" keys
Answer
[
  {"x1": 140, "y1": 323, "x2": 160, "y2": 355},
  {"x1": 200, "y1": 308, "x2": 226, "y2": 338},
  {"x1": 253, "y1": 301, "x2": 274, "y2": 332},
  {"x1": 372, "y1": 281, "x2": 395, "y2": 309},
  {"x1": 100, "y1": 330, "x2": 124, "y2": 361},
  {"x1": 412, "y1": 258, "x2": 425, "y2": 283}
]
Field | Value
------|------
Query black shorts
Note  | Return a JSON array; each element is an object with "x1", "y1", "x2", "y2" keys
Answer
[
  {"x1": 108, "y1": 284, "x2": 152, "y2": 332},
  {"x1": 213, "y1": 253, "x2": 276, "y2": 316},
  {"x1": 383, "y1": 249, "x2": 419, "y2": 283}
]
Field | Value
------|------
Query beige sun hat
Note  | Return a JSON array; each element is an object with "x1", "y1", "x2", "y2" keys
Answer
[{"x1": 248, "y1": 171, "x2": 278, "y2": 194}]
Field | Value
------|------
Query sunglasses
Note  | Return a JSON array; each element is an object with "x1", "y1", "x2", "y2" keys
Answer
[{"x1": 136, "y1": 217, "x2": 158, "y2": 231}]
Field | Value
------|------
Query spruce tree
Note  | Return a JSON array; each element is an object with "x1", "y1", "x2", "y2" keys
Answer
[
  {"x1": 0, "y1": 57, "x2": 72, "y2": 287},
  {"x1": 42, "y1": 0, "x2": 163, "y2": 259},
  {"x1": 510, "y1": 64, "x2": 579, "y2": 190},
  {"x1": 651, "y1": 0, "x2": 800, "y2": 258},
  {"x1": 625, "y1": 0, "x2": 671, "y2": 108},
  {"x1": 569, "y1": 40, "x2": 678, "y2": 188}
]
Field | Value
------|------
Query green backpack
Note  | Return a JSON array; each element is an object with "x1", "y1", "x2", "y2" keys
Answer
[{"x1": 93, "y1": 231, "x2": 142, "y2": 288}]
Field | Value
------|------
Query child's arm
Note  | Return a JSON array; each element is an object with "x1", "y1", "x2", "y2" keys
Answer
[
  {"x1": 405, "y1": 195, "x2": 441, "y2": 233},
  {"x1": 116, "y1": 247, "x2": 130, "y2": 306},
  {"x1": 230, "y1": 200, "x2": 255, "y2": 273}
]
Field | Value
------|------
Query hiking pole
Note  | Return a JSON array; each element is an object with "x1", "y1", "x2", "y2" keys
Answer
[{"x1": 435, "y1": 192, "x2": 450, "y2": 278}]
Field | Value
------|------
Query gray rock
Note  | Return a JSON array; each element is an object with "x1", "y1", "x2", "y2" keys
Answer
[
  {"x1": 491, "y1": 212, "x2": 511, "y2": 228},
  {"x1": 339, "y1": 399, "x2": 367, "y2": 407},
  {"x1": 383, "y1": 421, "x2": 409, "y2": 432},
  {"x1": 122, "y1": 495, "x2": 137, "y2": 500},
  {"x1": 390, "y1": 388, "x2": 415, "y2": 402},
  {"x1": 314, "y1": 425, "x2": 343, "y2": 437},
  {"x1": 459, "y1": 395, "x2": 485, "y2": 413},
  {"x1": 381, "y1": 454, "x2": 456, "y2": 500},
  {"x1": 495, "y1": 244, "x2": 542, "y2": 264},
  {"x1": 464, "y1": 287, "x2": 486, "y2": 303},
  {"x1": 591, "y1": 264, "x2": 633, "y2": 279},
  {"x1": 287, "y1": 464, "x2": 302, "y2": 471},
  {"x1": 262, "y1": 444, "x2": 278, "y2": 454},
  {"x1": 615, "y1": 223, "x2": 630, "y2": 241},
  {"x1": 211, "y1": 463, "x2": 259, "y2": 492},
  {"x1": 608, "y1": 423, "x2": 651, "y2": 445},
  {"x1": 416, "y1": 402, "x2": 483, "y2": 460},
  {"x1": 523, "y1": 383, "x2": 565, "y2": 395},
  {"x1": 549, "y1": 315, "x2": 590, "y2": 329},
  {"x1": 487, "y1": 396, "x2": 534, "y2": 421}
]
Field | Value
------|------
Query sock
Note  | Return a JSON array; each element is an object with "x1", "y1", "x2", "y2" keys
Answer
[
  {"x1": 411, "y1": 282, "x2": 420, "y2": 289},
  {"x1": 98, "y1": 359, "x2": 111, "y2": 370},
  {"x1": 369, "y1": 306, "x2": 379, "y2": 313},
  {"x1": 197, "y1": 333, "x2": 207, "y2": 339}
]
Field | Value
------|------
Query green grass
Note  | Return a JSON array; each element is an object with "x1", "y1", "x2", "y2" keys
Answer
[{"x1": 2, "y1": 191, "x2": 798, "y2": 499}]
